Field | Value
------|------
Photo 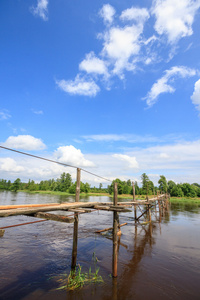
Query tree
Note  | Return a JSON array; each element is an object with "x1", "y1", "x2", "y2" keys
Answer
[
  {"x1": 11, "y1": 178, "x2": 21, "y2": 192},
  {"x1": 180, "y1": 183, "x2": 196, "y2": 197},
  {"x1": 141, "y1": 173, "x2": 150, "y2": 195},
  {"x1": 168, "y1": 180, "x2": 176, "y2": 195},
  {"x1": 171, "y1": 185, "x2": 184, "y2": 197},
  {"x1": 134, "y1": 181, "x2": 140, "y2": 195},
  {"x1": 158, "y1": 175, "x2": 168, "y2": 192}
]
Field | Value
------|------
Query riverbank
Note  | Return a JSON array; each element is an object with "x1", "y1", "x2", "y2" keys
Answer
[
  {"x1": 170, "y1": 197, "x2": 200, "y2": 204},
  {"x1": 3, "y1": 190, "x2": 200, "y2": 203}
]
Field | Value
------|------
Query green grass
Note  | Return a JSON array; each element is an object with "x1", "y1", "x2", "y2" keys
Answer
[
  {"x1": 56, "y1": 253, "x2": 103, "y2": 291},
  {"x1": 57, "y1": 264, "x2": 104, "y2": 291},
  {"x1": 170, "y1": 197, "x2": 200, "y2": 204}
]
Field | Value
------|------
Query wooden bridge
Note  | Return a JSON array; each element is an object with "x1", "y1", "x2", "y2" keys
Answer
[
  {"x1": 0, "y1": 171, "x2": 169, "y2": 277},
  {"x1": 0, "y1": 147, "x2": 170, "y2": 277}
]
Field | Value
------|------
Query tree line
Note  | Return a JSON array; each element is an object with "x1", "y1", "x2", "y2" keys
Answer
[{"x1": 0, "y1": 172, "x2": 200, "y2": 197}]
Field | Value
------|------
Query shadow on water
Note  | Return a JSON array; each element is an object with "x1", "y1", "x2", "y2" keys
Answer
[{"x1": 0, "y1": 265, "x2": 59, "y2": 300}]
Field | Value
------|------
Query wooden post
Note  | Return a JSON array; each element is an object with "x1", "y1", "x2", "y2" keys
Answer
[
  {"x1": 146, "y1": 182, "x2": 149, "y2": 201},
  {"x1": 134, "y1": 205, "x2": 137, "y2": 220},
  {"x1": 0, "y1": 229, "x2": 5, "y2": 237},
  {"x1": 148, "y1": 205, "x2": 152, "y2": 222},
  {"x1": 75, "y1": 168, "x2": 81, "y2": 202},
  {"x1": 71, "y1": 168, "x2": 81, "y2": 269},
  {"x1": 132, "y1": 181, "x2": 135, "y2": 201},
  {"x1": 112, "y1": 182, "x2": 118, "y2": 278},
  {"x1": 133, "y1": 181, "x2": 137, "y2": 220}
]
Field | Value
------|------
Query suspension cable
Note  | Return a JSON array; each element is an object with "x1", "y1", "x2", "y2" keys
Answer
[{"x1": 0, "y1": 145, "x2": 112, "y2": 182}]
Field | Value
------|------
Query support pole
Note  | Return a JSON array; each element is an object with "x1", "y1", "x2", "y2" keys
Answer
[
  {"x1": 112, "y1": 182, "x2": 118, "y2": 278},
  {"x1": 132, "y1": 181, "x2": 135, "y2": 202},
  {"x1": 148, "y1": 205, "x2": 152, "y2": 222},
  {"x1": 75, "y1": 168, "x2": 81, "y2": 202},
  {"x1": 133, "y1": 181, "x2": 137, "y2": 220},
  {"x1": 71, "y1": 168, "x2": 81, "y2": 269}
]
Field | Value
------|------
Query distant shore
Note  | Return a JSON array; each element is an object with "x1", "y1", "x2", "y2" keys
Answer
[{"x1": 15, "y1": 190, "x2": 200, "y2": 203}]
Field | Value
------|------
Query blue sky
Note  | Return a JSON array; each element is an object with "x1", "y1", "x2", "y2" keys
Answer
[{"x1": 0, "y1": 0, "x2": 200, "y2": 186}]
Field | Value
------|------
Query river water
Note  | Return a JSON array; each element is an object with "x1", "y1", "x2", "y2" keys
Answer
[{"x1": 0, "y1": 191, "x2": 200, "y2": 300}]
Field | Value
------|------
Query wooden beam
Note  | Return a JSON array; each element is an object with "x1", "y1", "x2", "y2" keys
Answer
[
  {"x1": 35, "y1": 212, "x2": 74, "y2": 223},
  {"x1": 94, "y1": 205, "x2": 132, "y2": 212},
  {"x1": 68, "y1": 208, "x2": 92, "y2": 213},
  {"x1": 95, "y1": 222, "x2": 127, "y2": 233}
]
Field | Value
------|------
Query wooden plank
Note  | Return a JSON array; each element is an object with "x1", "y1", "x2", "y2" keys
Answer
[
  {"x1": 35, "y1": 212, "x2": 74, "y2": 223},
  {"x1": 0, "y1": 203, "x2": 59, "y2": 210},
  {"x1": 0, "y1": 202, "x2": 101, "y2": 217}
]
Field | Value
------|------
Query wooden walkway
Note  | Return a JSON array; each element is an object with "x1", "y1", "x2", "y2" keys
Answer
[{"x1": 0, "y1": 192, "x2": 169, "y2": 277}]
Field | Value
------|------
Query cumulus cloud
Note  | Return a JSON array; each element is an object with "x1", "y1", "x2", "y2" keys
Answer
[
  {"x1": 0, "y1": 158, "x2": 25, "y2": 173},
  {"x1": 56, "y1": 75, "x2": 100, "y2": 97},
  {"x1": 152, "y1": 0, "x2": 200, "y2": 43},
  {"x1": 101, "y1": 25, "x2": 142, "y2": 76},
  {"x1": 144, "y1": 66, "x2": 197, "y2": 106},
  {"x1": 54, "y1": 145, "x2": 95, "y2": 168},
  {"x1": 100, "y1": 6, "x2": 150, "y2": 77},
  {"x1": 191, "y1": 79, "x2": 200, "y2": 112},
  {"x1": 57, "y1": 5, "x2": 152, "y2": 96},
  {"x1": 99, "y1": 4, "x2": 116, "y2": 25},
  {"x1": 30, "y1": 0, "x2": 48, "y2": 21},
  {"x1": 2, "y1": 135, "x2": 46, "y2": 151},
  {"x1": 79, "y1": 52, "x2": 108, "y2": 76},
  {"x1": 120, "y1": 7, "x2": 150, "y2": 23},
  {"x1": 113, "y1": 154, "x2": 139, "y2": 169},
  {"x1": 0, "y1": 109, "x2": 11, "y2": 120}
]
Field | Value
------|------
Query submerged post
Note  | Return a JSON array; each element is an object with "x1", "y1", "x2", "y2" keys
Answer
[
  {"x1": 71, "y1": 168, "x2": 81, "y2": 269},
  {"x1": 112, "y1": 182, "x2": 118, "y2": 278}
]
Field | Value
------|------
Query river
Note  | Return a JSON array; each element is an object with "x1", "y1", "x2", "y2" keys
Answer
[{"x1": 0, "y1": 191, "x2": 200, "y2": 300}]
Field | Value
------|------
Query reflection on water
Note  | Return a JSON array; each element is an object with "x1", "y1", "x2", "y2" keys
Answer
[{"x1": 0, "y1": 192, "x2": 200, "y2": 300}]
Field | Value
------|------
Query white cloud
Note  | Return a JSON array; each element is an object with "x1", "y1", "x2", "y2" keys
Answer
[
  {"x1": 32, "y1": 110, "x2": 44, "y2": 115},
  {"x1": 0, "y1": 158, "x2": 25, "y2": 173},
  {"x1": 56, "y1": 75, "x2": 100, "y2": 97},
  {"x1": 191, "y1": 79, "x2": 200, "y2": 112},
  {"x1": 79, "y1": 52, "x2": 108, "y2": 76},
  {"x1": 82, "y1": 133, "x2": 160, "y2": 143},
  {"x1": 2, "y1": 135, "x2": 46, "y2": 151},
  {"x1": 101, "y1": 25, "x2": 143, "y2": 76},
  {"x1": 144, "y1": 66, "x2": 198, "y2": 106},
  {"x1": 112, "y1": 154, "x2": 139, "y2": 169},
  {"x1": 54, "y1": 145, "x2": 95, "y2": 168},
  {"x1": 120, "y1": 7, "x2": 150, "y2": 23},
  {"x1": 0, "y1": 109, "x2": 11, "y2": 120},
  {"x1": 99, "y1": 4, "x2": 116, "y2": 25},
  {"x1": 152, "y1": 0, "x2": 200, "y2": 43},
  {"x1": 1, "y1": 138, "x2": 200, "y2": 185},
  {"x1": 31, "y1": 0, "x2": 48, "y2": 21}
]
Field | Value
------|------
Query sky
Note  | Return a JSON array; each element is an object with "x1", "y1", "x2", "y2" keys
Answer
[{"x1": 0, "y1": 0, "x2": 200, "y2": 187}]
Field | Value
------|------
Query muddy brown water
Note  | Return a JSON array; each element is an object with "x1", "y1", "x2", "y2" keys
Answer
[{"x1": 0, "y1": 191, "x2": 200, "y2": 300}]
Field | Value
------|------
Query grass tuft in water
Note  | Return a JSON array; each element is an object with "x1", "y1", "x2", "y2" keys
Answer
[{"x1": 57, "y1": 253, "x2": 103, "y2": 291}]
